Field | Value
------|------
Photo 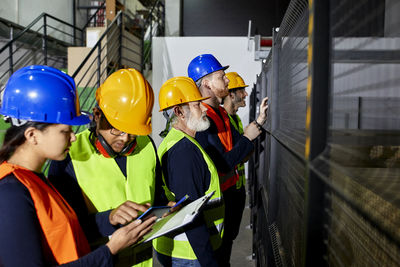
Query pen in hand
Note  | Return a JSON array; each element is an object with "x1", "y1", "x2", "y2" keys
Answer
[{"x1": 170, "y1": 194, "x2": 189, "y2": 211}]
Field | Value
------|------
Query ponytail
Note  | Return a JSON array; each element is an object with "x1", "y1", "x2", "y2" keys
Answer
[{"x1": 0, "y1": 122, "x2": 51, "y2": 164}]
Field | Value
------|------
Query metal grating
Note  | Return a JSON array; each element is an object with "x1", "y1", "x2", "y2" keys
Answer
[
  {"x1": 324, "y1": 0, "x2": 400, "y2": 265},
  {"x1": 275, "y1": 144, "x2": 305, "y2": 267},
  {"x1": 249, "y1": 0, "x2": 400, "y2": 266},
  {"x1": 276, "y1": 1, "x2": 309, "y2": 157},
  {"x1": 324, "y1": 192, "x2": 400, "y2": 266},
  {"x1": 269, "y1": 222, "x2": 285, "y2": 267}
]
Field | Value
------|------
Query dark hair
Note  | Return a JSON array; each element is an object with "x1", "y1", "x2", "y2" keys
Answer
[
  {"x1": 0, "y1": 121, "x2": 51, "y2": 164},
  {"x1": 229, "y1": 87, "x2": 246, "y2": 93}
]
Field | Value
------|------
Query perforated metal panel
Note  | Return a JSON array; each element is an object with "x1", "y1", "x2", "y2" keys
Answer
[
  {"x1": 323, "y1": 0, "x2": 400, "y2": 265},
  {"x1": 249, "y1": 0, "x2": 400, "y2": 266}
]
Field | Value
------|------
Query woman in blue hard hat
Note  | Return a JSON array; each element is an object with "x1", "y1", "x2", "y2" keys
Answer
[{"x1": 0, "y1": 65, "x2": 156, "y2": 267}]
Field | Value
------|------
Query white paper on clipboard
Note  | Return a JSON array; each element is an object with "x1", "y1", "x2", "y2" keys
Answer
[{"x1": 135, "y1": 191, "x2": 215, "y2": 245}]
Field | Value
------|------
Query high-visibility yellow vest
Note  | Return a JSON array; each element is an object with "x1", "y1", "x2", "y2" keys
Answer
[
  {"x1": 69, "y1": 129, "x2": 157, "y2": 267},
  {"x1": 228, "y1": 114, "x2": 246, "y2": 189},
  {"x1": 154, "y1": 128, "x2": 224, "y2": 260}
]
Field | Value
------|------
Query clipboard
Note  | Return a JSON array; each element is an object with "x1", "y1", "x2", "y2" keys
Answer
[
  {"x1": 136, "y1": 195, "x2": 189, "y2": 221},
  {"x1": 135, "y1": 191, "x2": 215, "y2": 245}
]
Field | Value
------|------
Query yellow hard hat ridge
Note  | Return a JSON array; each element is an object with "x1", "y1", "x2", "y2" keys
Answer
[
  {"x1": 158, "y1": 76, "x2": 209, "y2": 111},
  {"x1": 226, "y1": 72, "x2": 249, "y2": 90},
  {"x1": 96, "y1": 68, "x2": 154, "y2": 135}
]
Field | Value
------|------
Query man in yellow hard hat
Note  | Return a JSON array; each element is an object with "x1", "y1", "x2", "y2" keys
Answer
[
  {"x1": 48, "y1": 68, "x2": 168, "y2": 267},
  {"x1": 188, "y1": 54, "x2": 268, "y2": 266},
  {"x1": 222, "y1": 71, "x2": 268, "y2": 261},
  {"x1": 154, "y1": 77, "x2": 224, "y2": 267}
]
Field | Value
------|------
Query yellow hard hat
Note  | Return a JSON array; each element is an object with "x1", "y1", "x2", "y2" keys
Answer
[
  {"x1": 96, "y1": 68, "x2": 154, "y2": 135},
  {"x1": 158, "y1": 76, "x2": 209, "y2": 111},
  {"x1": 226, "y1": 72, "x2": 249, "y2": 90}
]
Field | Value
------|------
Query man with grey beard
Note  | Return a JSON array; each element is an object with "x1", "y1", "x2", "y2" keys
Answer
[
  {"x1": 154, "y1": 77, "x2": 225, "y2": 267},
  {"x1": 188, "y1": 55, "x2": 268, "y2": 266}
]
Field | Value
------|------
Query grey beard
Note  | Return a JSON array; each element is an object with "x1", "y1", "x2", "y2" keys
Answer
[{"x1": 187, "y1": 114, "x2": 210, "y2": 132}]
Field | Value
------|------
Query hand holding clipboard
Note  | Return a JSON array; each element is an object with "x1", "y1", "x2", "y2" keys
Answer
[
  {"x1": 137, "y1": 195, "x2": 189, "y2": 221},
  {"x1": 134, "y1": 191, "x2": 215, "y2": 245}
]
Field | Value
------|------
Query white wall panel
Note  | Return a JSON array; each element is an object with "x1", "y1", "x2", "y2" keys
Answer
[{"x1": 151, "y1": 36, "x2": 264, "y2": 146}]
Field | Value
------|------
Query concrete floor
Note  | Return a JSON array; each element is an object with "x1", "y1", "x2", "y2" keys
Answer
[
  {"x1": 153, "y1": 189, "x2": 255, "y2": 267},
  {"x1": 230, "y1": 191, "x2": 255, "y2": 267}
]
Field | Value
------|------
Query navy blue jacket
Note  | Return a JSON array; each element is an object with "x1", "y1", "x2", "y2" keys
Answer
[
  {"x1": 195, "y1": 106, "x2": 254, "y2": 173},
  {"x1": 0, "y1": 173, "x2": 113, "y2": 267},
  {"x1": 160, "y1": 137, "x2": 219, "y2": 267}
]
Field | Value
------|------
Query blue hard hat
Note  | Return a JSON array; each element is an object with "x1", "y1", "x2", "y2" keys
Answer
[
  {"x1": 0, "y1": 65, "x2": 90, "y2": 126},
  {"x1": 187, "y1": 54, "x2": 229, "y2": 82}
]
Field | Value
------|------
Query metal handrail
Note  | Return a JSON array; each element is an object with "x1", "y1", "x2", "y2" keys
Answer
[
  {"x1": 0, "y1": 13, "x2": 85, "y2": 81},
  {"x1": 143, "y1": 0, "x2": 161, "y2": 28},
  {"x1": 70, "y1": 12, "x2": 123, "y2": 134},
  {"x1": 0, "y1": 13, "x2": 83, "y2": 54},
  {"x1": 44, "y1": 13, "x2": 82, "y2": 32},
  {"x1": 140, "y1": 0, "x2": 165, "y2": 71},
  {"x1": 81, "y1": 2, "x2": 106, "y2": 29},
  {"x1": 0, "y1": 2, "x2": 106, "y2": 80},
  {"x1": 71, "y1": 11, "x2": 122, "y2": 79},
  {"x1": 0, "y1": 13, "x2": 45, "y2": 53}
]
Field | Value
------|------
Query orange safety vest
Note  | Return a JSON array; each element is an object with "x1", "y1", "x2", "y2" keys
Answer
[
  {"x1": 0, "y1": 162, "x2": 91, "y2": 265},
  {"x1": 202, "y1": 103, "x2": 239, "y2": 191}
]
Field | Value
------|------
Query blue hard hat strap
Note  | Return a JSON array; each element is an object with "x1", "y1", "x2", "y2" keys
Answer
[{"x1": 3, "y1": 116, "x2": 28, "y2": 127}]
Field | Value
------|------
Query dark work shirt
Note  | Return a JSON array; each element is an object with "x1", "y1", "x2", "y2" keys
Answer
[
  {"x1": 0, "y1": 173, "x2": 113, "y2": 267},
  {"x1": 48, "y1": 135, "x2": 166, "y2": 241},
  {"x1": 161, "y1": 137, "x2": 218, "y2": 267},
  {"x1": 195, "y1": 106, "x2": 254, "y2": 173}
]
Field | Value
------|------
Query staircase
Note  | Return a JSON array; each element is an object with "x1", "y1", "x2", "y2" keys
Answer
[
  {"x1": 0, "y1": 0, "x2": 165, "y2": 143},
  {"x1": 0, "y1": 13, "x2": 85, "y2": 86}
]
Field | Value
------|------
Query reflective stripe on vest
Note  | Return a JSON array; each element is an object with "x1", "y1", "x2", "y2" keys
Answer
[
  {"x1": 154, "y1": 128, "x2": 224, "y2": 260},
  {"x1": 69, "y1": 129, "x2": 156, "y2": 267},
  {"x1": 0, "y1": 162, "x2": 91, "y2": 265},
  {"x1": 202, "y1": 103, "x2": 239, "y2": 191},
  {"x1": 228, "y1": 114, "x2": 246, "y2": 189}
]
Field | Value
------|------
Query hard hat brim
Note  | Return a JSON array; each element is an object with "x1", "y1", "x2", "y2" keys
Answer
[
  {"x1": 195, "y1": 65, "x2": 230, "y2": 81},
  {"x1": 105, "y1": 113, "x2": 152, "y2": 136},
  {"x1": 228, "y1": 85, "x2": 249, "y2": 90},
  {"x1": 63, "y1": 113, "x2": 91, "y2": 126},
  {"x1": 159, "y1": 96, "x2": 210, "y2": 111},
  {"x1": 213, "y1": 65, "x2": 230, "y2": 77},
  {"x1": 0, "y1": 111, "x2": 91, "y2": 126},
  {"x1": 221, "y1": 65, "x2": 229, "y2": 71}
]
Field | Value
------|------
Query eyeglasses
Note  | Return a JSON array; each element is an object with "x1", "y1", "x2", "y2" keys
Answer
[
  {"x1": 110, "y1": 128, "x2": 127, "y2": 136},
  {"x1": 99, "y1": 112, "x2": 128, "y2": 136}
]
